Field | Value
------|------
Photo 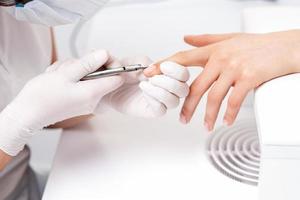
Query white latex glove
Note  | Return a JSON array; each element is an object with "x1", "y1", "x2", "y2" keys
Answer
[
  {"x1": 0, "y1": 50, "x2": 124, "y2": 156},
  {"x1": 99, "y1": 57, "x2": 190, "y2": 117}
]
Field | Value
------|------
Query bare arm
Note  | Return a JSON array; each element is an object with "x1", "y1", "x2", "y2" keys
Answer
[
  {"x1": 0, "y1": 150, "x2": 11, "y2": 171},
  {"x1": 49, "y1": 115, "x2": 93, "y2": 129}
]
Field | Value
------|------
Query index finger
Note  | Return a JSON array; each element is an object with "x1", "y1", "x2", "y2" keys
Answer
[
  {"x1": 144, "y1": 45, "x2": 213, "y2": 77},
  {"x1": 184, "y1": 33, "x2": 242, "y2": 47}
]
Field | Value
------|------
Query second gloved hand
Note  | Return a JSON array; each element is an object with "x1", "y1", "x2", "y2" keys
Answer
[{"x1": 99, "y1": 57, "x2": 190, "y2": 117}]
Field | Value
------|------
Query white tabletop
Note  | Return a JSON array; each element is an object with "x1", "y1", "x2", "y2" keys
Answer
[{"x1": 42, "y1": 105, "x2": 257, "y2": 200}]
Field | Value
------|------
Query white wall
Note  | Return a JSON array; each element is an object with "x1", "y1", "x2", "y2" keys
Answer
[{"x1": 54, "y1": 0, "x2": 274, "y2": 60}]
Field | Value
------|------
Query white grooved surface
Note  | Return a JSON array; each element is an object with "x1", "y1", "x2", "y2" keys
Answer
[{"x1": 207, "y1": 120, "x2": 260, "y2": 186}]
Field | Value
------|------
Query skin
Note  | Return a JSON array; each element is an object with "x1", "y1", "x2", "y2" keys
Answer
[
  {"x1": 144, "y1": 30, "x2": 300, "y2": 131},
  {"x1": 0, "y1": 150, "x2": 11, "y2": 171},
  {"x1": 49, "y1": 115, "x2": 93, "y2": 129}
]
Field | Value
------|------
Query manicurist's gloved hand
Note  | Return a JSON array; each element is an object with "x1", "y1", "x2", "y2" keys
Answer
[
  {"x1": 98, "y1": 56, "x2": 190, "y2": 117},
  {"x1": 0, "y1": 50, "x2": 124, "y2": 156}
]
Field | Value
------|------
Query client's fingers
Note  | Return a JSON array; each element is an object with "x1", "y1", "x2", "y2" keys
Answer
[
  {"x1": 180, "y1": 63, "x2": 219, "y2": 124},
  {"x1": 144, "y1": 46, "x2": 212, "y2": 77},
  {"x1": 184, "y1": 33, "x2": 242, "y2": 47},
  {"x1": 204, "y1": 73, "x2": 234, "y2": 131},
  {"x1": 223, "y1": 82, "x2": 252, "y2": 126}
]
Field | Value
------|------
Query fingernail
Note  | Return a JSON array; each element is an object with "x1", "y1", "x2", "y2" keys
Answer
[
  {"x1": 223, "y1": 119, "x2": 229, "y2": 126},
  {"x1": 204, "y1": 122, "x2": 212, "y2": 133},
  {"x1": 180, "y1": 113, "x2": 187, "y2": 124},
  {"x1": 143, "y1": 64, "x2": 156, "y2": 75}
]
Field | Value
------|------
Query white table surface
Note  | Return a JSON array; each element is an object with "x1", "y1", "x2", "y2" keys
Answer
[{"x1": 42, "y1": 105, "x2": 256, "y2": 200}]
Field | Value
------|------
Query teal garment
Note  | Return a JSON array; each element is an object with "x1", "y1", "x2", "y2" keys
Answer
[{"x1": 0, "y1": 146, "x2": 41, "y2": 200}]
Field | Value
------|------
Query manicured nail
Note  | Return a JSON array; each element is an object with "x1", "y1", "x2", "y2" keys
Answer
[
  {"x1": 223, "y1": 119, "x2": 229, "y2": 126},
  {"x1": 180, "y1": 113, "x2": 187, "y2": 124},
  {"x1": 143, "y1": 64, "x2": 156, "y2": 75},
  {"x1": 204, "y1": 122, "x2": 211, "y2": 133}
]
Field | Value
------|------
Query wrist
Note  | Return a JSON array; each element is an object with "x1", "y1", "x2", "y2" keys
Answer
[
  {"x1": 290, "y1": 48, "x2": 300, "y2": 74},
  {"x1": 283, "y1": 30, "x2": 300, "y2": 73}
]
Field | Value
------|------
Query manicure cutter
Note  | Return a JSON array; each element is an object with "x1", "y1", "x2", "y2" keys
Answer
[{"x1": 81, "y1": 64, "x2": 148, "y2": 81}]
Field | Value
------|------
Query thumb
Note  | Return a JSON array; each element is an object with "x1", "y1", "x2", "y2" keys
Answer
[
  {"x1": 80, "y1": 76, "x2": 124, "y2": 98},
  {"x1": 61, "y1": 50, "x2": 110, "y2": 81},
  {"x1": 184, "y1": 33, "x2": 241, "y2": 47}
]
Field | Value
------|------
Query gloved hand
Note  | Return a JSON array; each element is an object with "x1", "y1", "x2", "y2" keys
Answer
[
  {"x1": 0, "y1": 50, "x2": 124, "y2": 156},
  {"x1": 98, "y1": 57, "x2": 190, "y2": 117}
]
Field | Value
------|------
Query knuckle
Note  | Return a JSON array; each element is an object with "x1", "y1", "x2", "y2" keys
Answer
[
  {"x1": 228, "y1": 58, "x2": 241, "y2": 68},
  {"x1": 224, "y1": 113, "x2": 234, "y2": 123},
  {"x1": 189, "y1": 83, "x2": 198, "y2": 92},
  {"x1": 189, "y1": 83, "x2": 204, "y2": 96},
  {"x1": 225, "y1": 109, "x2": 236, "y2": 121},
  {"x1": 173, "y1": 51, "x2": 188, "y2": 60},
  {"x1": 240, "y1": 69, "x2": 255, "y2": 81},
  {"x1": 228, "y1": 97, "x2": 240, "y2": 110},
  {"x1": 205, "y1": 113, "x2": 214, "y2": 123},
  {"x1": 222, "y1": 58, "x2": 240, "y2": 70},
  {"x1": 183, "y1": 104, "x2": 195, "y2": 113},
  {"x1": 214, "y1": 53, "x2": 240, "y2": 69},
  {"x1": 214, "y1": 49, "x2": 230, "y2": 60}
]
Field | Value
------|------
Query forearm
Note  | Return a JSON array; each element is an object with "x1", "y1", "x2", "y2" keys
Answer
[{"x1": 0, "y1": 149, "x2": 11, "y2": 171}]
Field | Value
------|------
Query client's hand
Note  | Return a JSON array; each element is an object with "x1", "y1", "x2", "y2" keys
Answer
[{"x1": 144, "y1": 30, "x2": 300, "y2": 130}]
